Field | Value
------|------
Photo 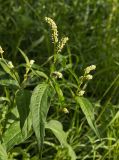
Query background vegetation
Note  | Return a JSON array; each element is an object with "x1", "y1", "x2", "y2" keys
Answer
[{"x1": 0, "y1": 0, "x2": 119, "y2": 159}]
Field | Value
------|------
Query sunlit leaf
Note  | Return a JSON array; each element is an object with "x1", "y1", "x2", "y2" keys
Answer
[
  {"x1": 29, "y1": 83, "x2": 53, "y2": 155},
  {"x1": 18, "y1": 48, "x2": 30, "y2": 65},
  {"x1": 0, "y1": 59, "x2": 20, "y2": 83},
  {"x1": 0, "y1": 143, "x2": 8, "y2": 160},
  {"x1": 45, "y1": 120, "x2": 77, "y2": 160},
  {"x1": 53, "y1": 80, "x2": 64, "y2": 102},
  {"x1": 75, "y1": 96, "x2": 100, "y2": 138},
  {"x1": 0, "y1": 79, "x2": 19, "y2": 88}
]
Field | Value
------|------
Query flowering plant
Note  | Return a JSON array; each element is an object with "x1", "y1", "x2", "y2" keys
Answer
[{"x1": 0, "y1": 17, "x2": 97, "y2": 160}]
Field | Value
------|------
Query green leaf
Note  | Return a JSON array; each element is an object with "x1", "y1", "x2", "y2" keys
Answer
[
  {"x1": 31, "y1": 156, "x2": 39, "y2": 160},
  {"x1": 0, "y1": 143, "x2": 8, "y2": 160},
  {"x1": 18, "y1": 48, "x2": 30, "y2": 65},
  {"x1": 27, "y1": 36, "x2": 44, "y2": 52},
  {"x1": 29, "y1": 83, "x2": 53, "y2": 154},
  {"x1": 0, "y1": 59, "x2": 20, "y2": 83},
  {"x1": 31, "y1": 70, "x2": 48, "y2": 79},
  {"x1": 46, "y1": 120, "x2": 67, "y2": 145},
  {"x1": 75, "y1": 96, "x2": 100, "y2": 138},
  {"x1": 108, "y1": 111, "x2": 119, "y2": 127},
  {"x1": 3, "y1": 121, "x2": 24, "y2": 151},
  {"x1": 45, "y1": 120, "x2": 77, "y2": 160},
  {"x1": 0, "y1": 79, "x2": 19, "y2": 88},
  {"x1": 68, "y1": 69, "x2": 79, "y2": 85},
  {"x1": 16, "y1": 89, "x2": 32, "y2": 138},
  {"x1": 0, "y1": 97, "x2": 10, "y2": 103},
  {"x1": 53, "y1": 80, "x2": 64, "y2": 102},
  {"x1": 60, "y1": 64, "x2": 72, "y2": 72},
  {"x1": 0, "y1": 70, "x2": 7, "y2": 77}
]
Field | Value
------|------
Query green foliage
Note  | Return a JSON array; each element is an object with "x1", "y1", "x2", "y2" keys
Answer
[
  {"x1": 3, "y1": 121, "x2": 24, "y2": 151},
  {"x1": 46, "y1": 120, "x2": 77, "y2": 160},
  {"x1": 1, "y1": 16, "x2": 82, "y2": 159},
  {"x1": 0, "y1": 143, "x2": 7, "y2": 160},
  {"x1": 29, "y1": 83, "x2": 52, "y2": 155},
  {"x1": 75, "y1": 96, "x2": 100, "y2": 138},
  {"x1": 0, "y1": 0, "x2": 119, "y2": 100},
  {"x1": 0, "y1": 1, "x2": 119, "y2": 159},
  {"x1": 16, "y1": 89, "x2": 32, "y2": 138}
]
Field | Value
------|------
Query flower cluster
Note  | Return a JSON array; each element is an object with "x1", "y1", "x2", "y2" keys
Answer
[
  {"x1": 51, "y1": 71, "x2": 63, "y2": 79},
  {"x1": 85, "y1": 74, "x2": 93, "y2": 80},
  {"x1": 57, "y1": 37, "x2": 69, "y2": 53},
  {"x1": 77, "y1": 65, "x2": 96, "y2": 97},
  {"x1": 84, "y1": 65, "x2": 96, "y2": 80},
  {"x1": 29, "y1": 60, "x2": 35, "y2": 67},
  {"x1": 84, "y1": 65, "x2": 96, "y2": 74},
  {"x1": 45, "y1": 17, "x2": 58, "y2": 43},
  {"x1": 45, "y1": 17, "x2": 69, "y2": 54},
  {"x1": 8, "y1": 61, "x2": 14, "y2": 69},
  {"x1": 78, "y1": 90, "x2": 85, "y2": 96},
  {"x1": 62, "y1": 107, "x2": 69, "y2": 114}
]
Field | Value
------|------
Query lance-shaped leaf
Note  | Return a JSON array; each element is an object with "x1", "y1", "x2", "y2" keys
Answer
[
  {"x1": 18, "y1": 48, "x2": 30, "y2": 65},
  {"x1": 16, "y1": 89, "x2": 32, "y2": 138},
  {"x1": 45, "y1": 120, "x2": 77, "y2": 160},
  {"x1": 75, "y1": 96, "x2": 100, "y2": 138},
  {"x1": 29, "y1": 83, "x2": 53, "y2": 154},
  {"x1": 0, "y1": 59, "x2": 20, "y2": 83},
  {"x1": 0, "y1": 79, "x2": 19, "y2": 88}
]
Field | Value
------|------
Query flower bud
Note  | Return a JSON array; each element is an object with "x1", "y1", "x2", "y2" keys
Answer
[
  {"x1": 63, "y1": 108, "x2": 69, "y2": 114},
  {"x1": 8, "y1": 61, "x2": 14, "y2": 69},
  {"x1": 85, "y1": 65, "x2": 96, "y2": 74},
  {"x1": 57, "y1": 37, "x2": 69, "y2": 53},
  {"x1": 51, "y1": 71, "x2": 63, "y2": 79},
  {"x1": 30, "y1": 60, "x2": 35, "y2": 66},
  {"x1": 85, "y1": 74, "x2": 93, "y2": 80},
  {"x1": 78, "y1": 90, "x2": 85, "y2": 96},
  {"x1": 0, "y1": 46, "x2": 4, "y2": 55}
]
